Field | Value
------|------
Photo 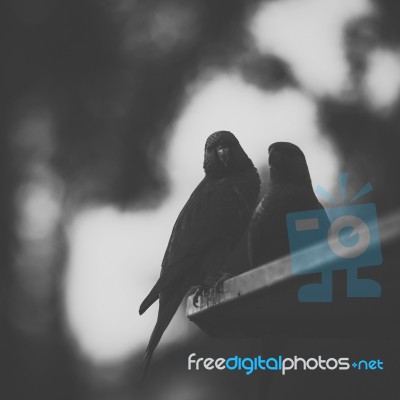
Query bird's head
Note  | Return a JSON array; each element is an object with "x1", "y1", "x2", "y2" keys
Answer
[
  {"x1": 203, "y1": 131, "x2": 254, "y2": 178},
  {"x1": 268, "y1": 142, "x2": 312, "y2": 186}
]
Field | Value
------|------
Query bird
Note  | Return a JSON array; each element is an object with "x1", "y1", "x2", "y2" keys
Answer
[
  {"x1": 139, "y1": 130, "x2": 260, "y2": 376},
  {"x1": 248, "y1": 142, "x2": 326, "y2": 269}
]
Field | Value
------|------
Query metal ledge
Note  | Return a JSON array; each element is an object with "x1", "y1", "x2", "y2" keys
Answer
[{"x1": 186, "y1": 210, "x2": 400, "y2": 339}]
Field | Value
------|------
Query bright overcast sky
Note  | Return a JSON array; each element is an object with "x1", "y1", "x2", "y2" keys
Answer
[{"x1": 64, "y1": 0, "x2": 400, "y2": 364}]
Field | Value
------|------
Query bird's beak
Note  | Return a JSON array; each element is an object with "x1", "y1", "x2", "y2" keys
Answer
[
  {"x1": 268, "y1": 148, "x2": 282, "y2": 167},
  {"x1": 217, "y1": 147, "x2": 230, "y2": 167}
]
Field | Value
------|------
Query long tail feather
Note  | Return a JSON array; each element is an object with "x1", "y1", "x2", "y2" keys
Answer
[
  {"x1": 141, "y1": 289, "x2": 186, "y2": 378},
  {"x1": 139, "y1": 285, "x2": 159, "y2": 315}
]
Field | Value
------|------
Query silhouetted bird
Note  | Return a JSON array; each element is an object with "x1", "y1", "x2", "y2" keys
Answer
[
  {"x1": 248, "y1": 142, "x2": 325, "y2": 268},
  {"x1": 139, "y1": 131, "x2": 260, "y2": 376}
]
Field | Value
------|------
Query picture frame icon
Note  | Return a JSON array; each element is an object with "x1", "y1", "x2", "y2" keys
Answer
[{"x1": 286, "y1": 176, "x2": 382, "y2": 302}]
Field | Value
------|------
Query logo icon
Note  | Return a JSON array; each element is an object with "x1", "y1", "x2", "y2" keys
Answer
[{"x1": 286, "y1": 173, "x2": 382, "y2": 302}]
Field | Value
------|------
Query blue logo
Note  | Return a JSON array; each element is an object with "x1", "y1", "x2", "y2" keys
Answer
[{"x1": 286, "y1": 173, "x2": 382, "y2": 302}]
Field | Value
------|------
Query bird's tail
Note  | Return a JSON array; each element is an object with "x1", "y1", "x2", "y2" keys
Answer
[
  {"x1": 141, "y1": 287, "x2": 186, "y2": 378},
  {"x1": 139, "y1": 284, "x2": 160, "y2": 315}
]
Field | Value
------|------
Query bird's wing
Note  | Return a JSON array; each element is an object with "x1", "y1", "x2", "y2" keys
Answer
[
  {"x1": 139, "y1": 171, "x2": 258, "y2": 315},
  {"x1": 248, "y1": 185, "x2": 325, "y2": 269},
  {"x1": 159, "y1": 175, "x2": 252, "y2": 285},
  {"x1": 248, "y1": 197, "x2": 266, "y2": 270}
]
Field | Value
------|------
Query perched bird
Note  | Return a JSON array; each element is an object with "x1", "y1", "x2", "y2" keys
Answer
[
  {"x1": 248, "y1": 142, "x2": 325, "y2": 268},
  {"x1": 139, "y1": 131, "x2": 260, "y2": 376}
]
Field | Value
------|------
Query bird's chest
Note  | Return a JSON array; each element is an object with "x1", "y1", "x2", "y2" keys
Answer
[{"x1": 259, "y1": 187, "x2": 316, "y2": 257}]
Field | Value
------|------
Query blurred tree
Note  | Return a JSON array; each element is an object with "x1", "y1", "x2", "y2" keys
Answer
[{"x1": 1, "y1": 0, "x2": 399, "y2": 399}]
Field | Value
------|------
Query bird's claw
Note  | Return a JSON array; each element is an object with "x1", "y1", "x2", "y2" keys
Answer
[
  {"x1": 214, "y1": 273, "x2": 233, "y2": 293},
  {"x1": 193, "y1": 286, "x2": 205, "y2": 307}
]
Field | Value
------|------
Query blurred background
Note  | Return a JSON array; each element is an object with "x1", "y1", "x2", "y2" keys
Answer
[{"x1": 1, "y1": 0, "x2": 399, "y2": 399}]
